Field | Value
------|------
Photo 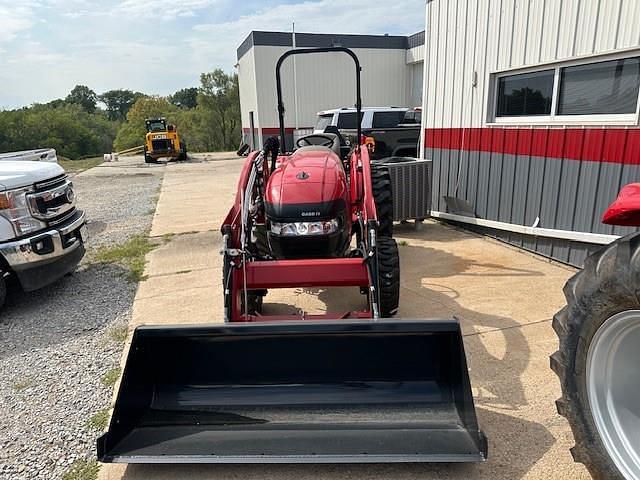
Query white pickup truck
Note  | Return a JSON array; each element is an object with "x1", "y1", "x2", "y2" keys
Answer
[
  {"x1": 0, "y1": 148, "x2": 58, "y2": 163},
  {"x1": 0, "y1": 160, "x2": 86, "y2": 307}
]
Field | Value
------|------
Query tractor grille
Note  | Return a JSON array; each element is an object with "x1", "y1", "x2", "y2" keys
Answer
[{"x1": 152, "y1": 139, "x2": 172, "y2": 151}]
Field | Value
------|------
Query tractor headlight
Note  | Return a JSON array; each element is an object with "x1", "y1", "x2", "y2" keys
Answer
[
  {"x1": 271, "y1": 219, "x2": 339, "y2": 236},
  {"x1": 0, "y1": 187, "x2": 46, "y2": 236}
]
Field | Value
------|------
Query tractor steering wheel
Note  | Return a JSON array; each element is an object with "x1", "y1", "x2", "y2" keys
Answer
[{"x1": 296, "y1": 134, "x2": 336, "y2": 149}]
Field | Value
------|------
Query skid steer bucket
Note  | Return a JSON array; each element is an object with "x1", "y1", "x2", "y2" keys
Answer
[{"x1": 97, "y1": 320, "x2": 487, "y2": 463}]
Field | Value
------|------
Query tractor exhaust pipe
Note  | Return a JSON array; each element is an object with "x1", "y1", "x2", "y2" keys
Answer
[{"x1": 98, "y1": 320, "x2": 487, "y2": 463}]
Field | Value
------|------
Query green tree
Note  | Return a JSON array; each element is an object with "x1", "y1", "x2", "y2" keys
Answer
[
  {"x1": 100, "y1": 89, "x2": 145, "y2": 121},
  {"x1": 170, "y1": 87, "x2": 198, "y2": 109},
  {"x1": 113, "y1": 96, "x2": 179, "y2": 150},
  {"x1": 0, "y1": 103, "x2": 117, "y2": 159},
  {"x1": 197, "y1": 69, "x2": 240, "y2": 150},
  {"x1": 65, "y1": 85, "x2": 98, "y2": 113}
]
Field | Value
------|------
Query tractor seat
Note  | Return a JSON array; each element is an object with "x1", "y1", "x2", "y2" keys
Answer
[{"x1": 296, "y1": 133, "x2": 341, "y2": 157}]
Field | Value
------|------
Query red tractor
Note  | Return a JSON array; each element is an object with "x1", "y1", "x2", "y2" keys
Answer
[
  {"x1": 553, "y1": 183, "x2": 640, "y2": 480},
  {"x1": 220, "y1": 48, "x2": 398, "y2": 322},
  {"x1": 97, "y1": 47, "x2": 486, "y2": 465}
]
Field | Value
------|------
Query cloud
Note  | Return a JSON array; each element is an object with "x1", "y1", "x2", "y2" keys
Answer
[
  {"x1": 186, "y1": 0, "x2": 424, "y2": 72},
  {"x1": 115, "y1": 0, "x2": 220, "y2": 19},
  {"x1": 0, "y1": 0, "x2": 425, "y2": 108},
  {"x1": 0, "y1": 4, "x2": 36, "y2": 43}
]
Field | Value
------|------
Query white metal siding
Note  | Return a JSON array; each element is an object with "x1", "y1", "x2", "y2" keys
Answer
[
  {"x1": 406, "y1": 45, "x2": 425, "y2": 64},
  {"x1": 238, "y1": 48, "x2": 259, "y2": 129},
  {"x1": 423, "y1": 0, "x2": 640, "y2": 129}
]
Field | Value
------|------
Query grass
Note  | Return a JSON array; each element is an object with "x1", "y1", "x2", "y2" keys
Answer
[
  {"x1": 398, "y1": 240, "x2": 409, "y2": 246},
  {"x1": 86, "y1": 409, "x2": 109, "y2": 431},
  {"x1": 58, "y1": 156, "x2": 104, "y2": 173},
  {"x1": 62, "y1": 459, "x2": 100, "y2": 480},
  {"x1": 95, "y1": 234, "x2": 157, "y2": 281},
  {"x1": 100, "y1": 367, "x2": 121, "y2": 388},
  {"x1": 107, "y1": 324, "x2": 128, "y2": 343}
]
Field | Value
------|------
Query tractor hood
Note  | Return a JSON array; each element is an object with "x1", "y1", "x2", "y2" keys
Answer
[{"x1": 265, "y1": 147, "x2": 348, "y2": 222}]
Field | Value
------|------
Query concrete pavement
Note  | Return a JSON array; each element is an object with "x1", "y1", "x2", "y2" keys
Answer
[{"x1": 99, "y1": 153, "x2": 590, "y2": 480}]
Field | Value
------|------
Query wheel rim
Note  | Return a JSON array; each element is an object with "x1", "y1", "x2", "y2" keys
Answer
[{"x1": 587, "y1": 310, "x2": 640, "y2": 480}]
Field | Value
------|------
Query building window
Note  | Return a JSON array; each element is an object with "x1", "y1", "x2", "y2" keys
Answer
[
  {"x1": 496, "y1": 70, "x2": 554, "y2": 116},
  {"x1": 492, "y1": 54, "x2": 640, "y2": 123},
  {"x1": 558, "y1": 57, "x2": 640, "y2": 115}
]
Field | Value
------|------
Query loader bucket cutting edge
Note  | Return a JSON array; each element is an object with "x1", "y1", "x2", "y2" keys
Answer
[{"x1": 97, "y1": 320, "x2": 487, "y2": 463}]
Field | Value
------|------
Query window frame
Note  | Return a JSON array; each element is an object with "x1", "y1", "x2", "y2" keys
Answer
[{"x1": 489, "y1": 50, "x2": 640, "y2": 126}]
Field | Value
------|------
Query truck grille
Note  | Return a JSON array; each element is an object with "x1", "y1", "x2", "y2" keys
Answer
[
  {"x1": 27, "y1": 177, "x2": 77, "y2": 224},
  {"x1": 34, "y1": 174, "x2": 67, "y2": 192},
  {"x1": 152, "y1": 139, "x2": 172, "y2": 151}
]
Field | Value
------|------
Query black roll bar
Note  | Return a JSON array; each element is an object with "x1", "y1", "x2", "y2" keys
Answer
[{"x1": 275, "y1": 47, "x2": 362, "y2": 154}]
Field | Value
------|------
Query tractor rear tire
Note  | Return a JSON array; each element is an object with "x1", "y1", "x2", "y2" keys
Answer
[
  {"x1": 377, "y1": 236, "x2": 400, "y2": 317},
  {"x1": 371, "y1": 165, "x2": 394, "y2": 237},
  {"x1": 551, "y1": 232, "x2": 640, "y2": 480}
]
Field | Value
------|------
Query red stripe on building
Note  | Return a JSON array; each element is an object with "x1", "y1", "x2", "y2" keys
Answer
[{"x1": 425, "y1": 127, "x2": 640, "y2": 165}]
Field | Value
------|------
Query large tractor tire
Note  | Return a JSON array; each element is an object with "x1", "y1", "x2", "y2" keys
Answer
[
  {"x1": 551, "y1": 232, "x2": 640, "y2": 480},
  {"x1": 377, "y1": 236, "x2": 400, "y2": 317},
  {"x1": 371, "y1": 165, "x2": 394, "y2": 237}
]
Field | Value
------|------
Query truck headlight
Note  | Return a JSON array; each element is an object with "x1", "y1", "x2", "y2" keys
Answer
[
  {"x1": 270, "y1": 219, "x2": 339, "y2": 236},
  {"x1": 0, "y1": 187, "x2": 46, "y2": 236}
]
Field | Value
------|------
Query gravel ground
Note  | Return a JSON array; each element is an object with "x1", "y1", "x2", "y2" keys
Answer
[{"x1": 0, "y1": 163, "x2": 163, "y2": 480}]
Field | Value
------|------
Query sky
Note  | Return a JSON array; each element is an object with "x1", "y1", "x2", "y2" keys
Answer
[{"x1": 0, "y1": 0, "x2": 425, "y2": 109}]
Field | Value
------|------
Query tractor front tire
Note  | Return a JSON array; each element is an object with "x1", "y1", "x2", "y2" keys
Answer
[
  {"x1": 551, "y1": 232, "x2": 640, "y2": 480},
  {"x1": 377, "y1": 237, "x2": 400, "y2": 317},
  {"x1": 371, "y1": 165, "x2": 394, "y2": 237},
  {"x1": 241, "y1": 290, "x2": 266, "y2": 316}
]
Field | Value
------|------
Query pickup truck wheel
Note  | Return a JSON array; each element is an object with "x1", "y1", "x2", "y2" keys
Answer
[
  {"x1": 371, "y1": 165, "x2": 394, "y2": 237},
  {"x1": 551, "y1": 232, "x2": 640, "y2": 480}
]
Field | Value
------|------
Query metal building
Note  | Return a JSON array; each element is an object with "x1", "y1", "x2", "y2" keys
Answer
[
  {"x1": 421, "y1": 0, "x2": 640, "y2": 266},
  {"x1": 237, "y1": 31, "x2": 425, "y2": 149}
]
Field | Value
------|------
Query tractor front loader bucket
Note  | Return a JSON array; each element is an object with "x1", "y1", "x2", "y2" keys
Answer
[{"x1": 97, "y1": 320, "x2": 487, "y2": 463}]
